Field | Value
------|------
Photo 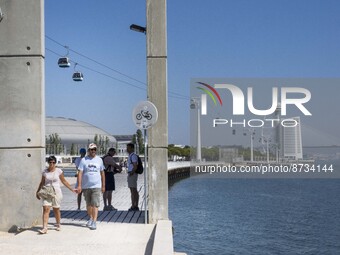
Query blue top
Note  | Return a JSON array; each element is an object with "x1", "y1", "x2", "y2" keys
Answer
[{"x1": 127, "y1": 153, "x2": 138, "y2": 173}]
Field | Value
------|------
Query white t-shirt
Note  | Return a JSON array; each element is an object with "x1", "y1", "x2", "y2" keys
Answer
[{"x1": 78, "y1": 155, "x2": 104, "y2": 189}]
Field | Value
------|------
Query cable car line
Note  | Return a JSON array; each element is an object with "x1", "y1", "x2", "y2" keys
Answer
[
  {"x1": 46, "y1": 35, "x2": 146, "y2": 85},
  {"x1": 45, "y1": 36, "x2": 189, "y2": 100},
  {"x1": 46, "y1": 48, "x2": 146, "y2": 91}
]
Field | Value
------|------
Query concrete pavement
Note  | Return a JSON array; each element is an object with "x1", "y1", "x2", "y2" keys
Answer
[{"x1": 0, "y1": 222, "x2": 155, "y2": 255}]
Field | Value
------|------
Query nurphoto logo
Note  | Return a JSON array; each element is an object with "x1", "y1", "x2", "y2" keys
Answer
[
  {"x1": 195, "y1": 81, "x2": 312, "y2": 128},
  {"x1": 196, "y1": 82, "x2": 311, "y2": 116}
]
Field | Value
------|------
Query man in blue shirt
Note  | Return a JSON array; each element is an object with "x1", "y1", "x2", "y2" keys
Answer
[
  {"x1": 74, "y1": 148, "x2": 86, "y2": 210},
  {"x1": 127, "y1": 143, "x2": 139, "y2": 211},
  {"x1": 77, "y1": 143, "x2": 105, "y2": 230}
]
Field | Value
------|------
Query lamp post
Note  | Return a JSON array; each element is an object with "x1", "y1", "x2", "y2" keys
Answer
[
  {"x1": 191, "y1": 98, "x2": 202, "y2": 162},
  {"x1": 248, "y1": 128, "x2": 255, "y2": 162}
]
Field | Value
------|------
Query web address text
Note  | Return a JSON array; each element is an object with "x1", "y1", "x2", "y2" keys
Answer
[{"x1": 194, "y1": 164, "x2": 334, "y2": 175}]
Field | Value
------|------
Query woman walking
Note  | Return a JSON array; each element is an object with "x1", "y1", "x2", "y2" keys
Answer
[{"x1": 36, "y1": 155, "x2": 76, "y2": 234}]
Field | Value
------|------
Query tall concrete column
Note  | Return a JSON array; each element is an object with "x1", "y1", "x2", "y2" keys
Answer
[
  {"x1": 146, "y1": 0, "x2": 168, "y2": 223},
  {"x1": 0, "y1": 0, "x2": 45, "y2": 231}
]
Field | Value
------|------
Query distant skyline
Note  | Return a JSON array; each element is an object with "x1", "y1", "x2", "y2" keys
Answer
[
  {"x1": 190, "y1": 78, "x2": 340, "y2": 149},
  {"x1": 45, "y1": 0, "x2": 340, "y2": 145}
]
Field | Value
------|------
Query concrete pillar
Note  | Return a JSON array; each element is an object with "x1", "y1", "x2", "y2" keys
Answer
[
  {"x1": 0, "y1": 0, "x2": 45, "y2": 231},
  {"x1": 146, "y1": 0, "x2": 168, "y2": 223}
]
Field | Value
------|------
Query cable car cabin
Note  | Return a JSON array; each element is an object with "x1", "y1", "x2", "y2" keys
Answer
[
  {"x1": 72, "y1": 72, "x2": 83, "y2": 81},
  {"x1": 58, "y1": 57, "x2": 71, "y2": 68}
]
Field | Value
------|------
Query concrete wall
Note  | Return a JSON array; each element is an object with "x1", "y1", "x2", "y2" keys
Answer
[
  {"x1": 0, "y1": 0, "x2": 45, "y2": 231},
  {"x1": 151, "y1": 220, "x2": 174, "y2": 255},
  {"x1": 147, "y1": 0, "x2": 169, "y2": 223}
]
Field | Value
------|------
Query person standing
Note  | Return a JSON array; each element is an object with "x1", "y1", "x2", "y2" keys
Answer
[
  {"x1": 126, "y1": 143, "x2": 139, "y2": 211},
  {"x1": 36, "y1": 155, "x2": 76, "y2": 234},
  {"x1": 102, "y1": 148, "x2": 122, "y2": 211},
  {"x1": 76, "y1": 143, "x2": 105, "y2": 230},
  {"x1": 74, "y1": 148, "x2": 86, "y2": 210}
]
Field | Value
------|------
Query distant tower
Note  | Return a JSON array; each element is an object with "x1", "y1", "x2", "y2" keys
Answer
[
  {"x1": 274, "y1": 103, "x2": 282, "y2": 162},
  {"x1": 273, "y1": 104, "x2": 303, "y2": 161},
  {"x1": 282, "y1": 117, "x2": 303, "y2": 160}
]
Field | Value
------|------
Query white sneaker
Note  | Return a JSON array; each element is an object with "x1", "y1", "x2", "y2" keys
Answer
[
  {"x1": 86, "y1": 219, "x2": 93, "y2": 227},
  {"x1": 89, "y1": 221, "x2": 97, "y2": 230}
]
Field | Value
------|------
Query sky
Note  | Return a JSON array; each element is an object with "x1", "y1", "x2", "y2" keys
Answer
[{"x1": 44, "y1": 0, "x2": 340, "y2": 146}]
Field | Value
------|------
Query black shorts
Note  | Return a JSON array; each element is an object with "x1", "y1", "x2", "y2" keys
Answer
[{"x1": 105, "y1": 171, "x2": 115, "y2": 191}]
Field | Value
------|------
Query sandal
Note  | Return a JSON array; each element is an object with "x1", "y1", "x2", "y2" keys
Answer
[
  {"x1": 55, "y1": 224, "x2": 61, "y2": 231},
  {"x1": 39, "y1": 228, "x2": 47, "y2": 234}
]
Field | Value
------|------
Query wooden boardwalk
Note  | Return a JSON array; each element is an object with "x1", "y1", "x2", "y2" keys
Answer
[{"x1": 49, "y1": 173, "x2": 146, "y2": 225}]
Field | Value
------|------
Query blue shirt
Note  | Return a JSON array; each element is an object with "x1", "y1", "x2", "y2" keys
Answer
[{"x1": 128, "y1": 153, "x2": 138, "y2": 173}]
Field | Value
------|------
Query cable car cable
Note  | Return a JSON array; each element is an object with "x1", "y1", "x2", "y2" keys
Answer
[
  {"x1": 46, "y1": 35, "x2": 189, "y2": 100},
  {"x1": 46, "y1": 47, "x2": 189, "y2": 100}
]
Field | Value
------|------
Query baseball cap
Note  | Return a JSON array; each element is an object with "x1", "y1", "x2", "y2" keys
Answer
[
  {"x1": 79, "y1": 148, "x2": 86, "y2": 154},
  {"x1": 88, "y1": 143, "x2": 97, "y2": 149}
]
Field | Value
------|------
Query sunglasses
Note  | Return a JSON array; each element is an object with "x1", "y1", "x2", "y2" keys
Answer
[
  {"x1": 90, "y1": 148, "x2": 97, "y2": 151},
  {"x1": 49, "y1": 161, "x2": 56, "y2": 164}
]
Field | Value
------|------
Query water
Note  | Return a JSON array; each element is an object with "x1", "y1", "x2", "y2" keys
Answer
[{"x1": 169, "y1": 177, "x2": 340, "y2": 255}]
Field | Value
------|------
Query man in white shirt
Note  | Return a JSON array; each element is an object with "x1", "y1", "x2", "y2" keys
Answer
[{"x1": 77, "y1": 143, "x2": 105, "y2": 230}]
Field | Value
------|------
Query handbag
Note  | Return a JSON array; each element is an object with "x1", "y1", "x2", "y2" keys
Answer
[
  {"x1": 38, "y1": 171, "x2": 56, "y2": 199},
  {"x1": 37, "y1": 185, "x2": 56, "y2": 200}
]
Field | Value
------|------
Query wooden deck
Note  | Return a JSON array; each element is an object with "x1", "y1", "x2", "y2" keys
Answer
[{"x1": 50, "y1": 209, "x2": 146, "y2": 224}]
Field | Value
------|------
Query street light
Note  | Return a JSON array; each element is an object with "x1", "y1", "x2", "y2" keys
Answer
[
  {"x1": 129, "y1": 24, "x2": 146, "y2": 34},
  {"x1": 191, "y1": 98, "x2": 202, "y2": 162},
  {"x1": 248, "y1": 128, "x2": 255, "y2": 162},
  {"x1": 260, "y1": 135, "x2": 271, "y2": 163},
  {"x1": 129, "y1": 22, "x2": 148, "y2": 224}
]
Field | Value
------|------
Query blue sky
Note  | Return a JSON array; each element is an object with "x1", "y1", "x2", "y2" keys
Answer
[{"x1": 45, "y1": 0, "x2": 340, "y2": 145}]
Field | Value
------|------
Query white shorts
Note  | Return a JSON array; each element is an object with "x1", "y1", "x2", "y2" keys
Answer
[{"x1": 42, "y1": 194, "x2": 62, "y2": 208}]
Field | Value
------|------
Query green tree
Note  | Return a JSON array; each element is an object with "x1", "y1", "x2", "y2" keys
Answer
[
  {"x1": 182, "y1": 146, "x2": 191, "y2": 160},
  {"x1": 93, "y1": 134, "x2": 110, "y2": 155},
  {"x1": 130, "y1": 130, "x2": 144, "y2": 155},
  {"x1": 70, "y1": 143, "x2": 76, "y2": 155},
  {"x1": 201, "y1": 146, "x2": 219, "y2": 161},
  {"x1": 46, "y1": 133, "x2": 63, "y2": 155},
  {"x1": 168, "y1": 144, "x2": 191, "y2": 161},
  {"x1": 132, "y1": 134, "x2": 137, "y2": 145},
  {"x1": 136, "y1": 129, "x2": 144, "y2": 154}
]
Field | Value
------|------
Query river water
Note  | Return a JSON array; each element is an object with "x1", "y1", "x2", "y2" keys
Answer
[
  {"x1": 169, "y1": 148, "x2": 340, "y2": 254},
  {"x1": 169, "y1": 178, "x2": 340, "y2": 255}
]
